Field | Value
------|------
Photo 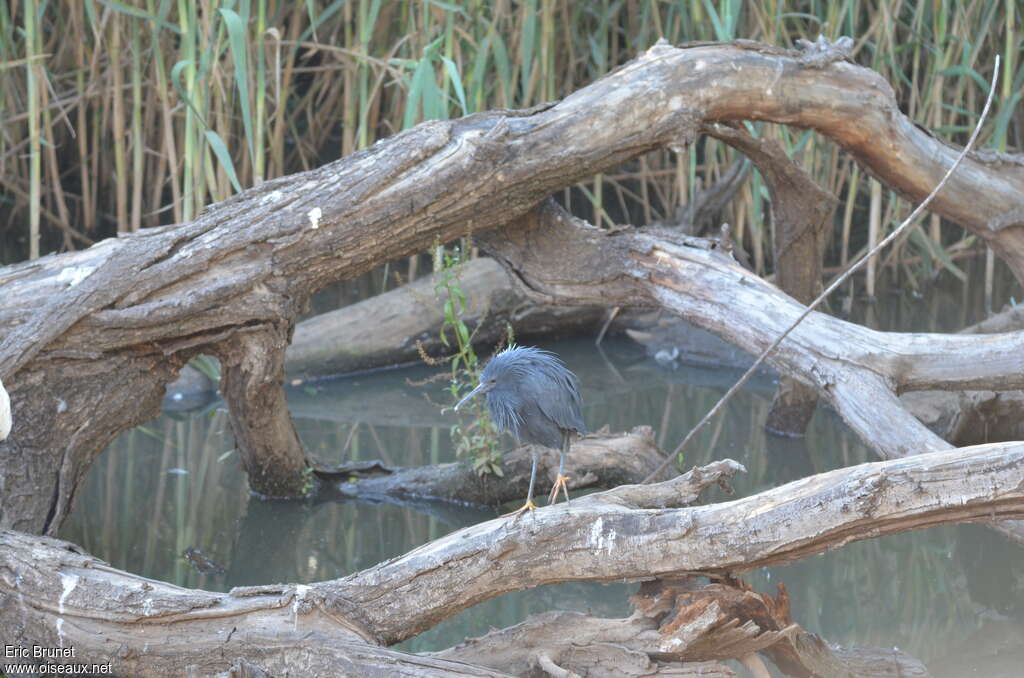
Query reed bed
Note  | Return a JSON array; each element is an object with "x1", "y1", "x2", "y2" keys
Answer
[{"x1": 0, "y1": 1, "x2": 1019, "y2": 296}]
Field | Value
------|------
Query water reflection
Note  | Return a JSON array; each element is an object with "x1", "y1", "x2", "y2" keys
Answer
[{"x1": 61, "y1": 333, "x2": 1024, "y2": 675}]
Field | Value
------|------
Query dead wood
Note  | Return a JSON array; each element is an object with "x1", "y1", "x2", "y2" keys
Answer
[
  {"x1": 899, "y1": 301, "x2": 1024, "y2": 446},
  {"x1": 433, "y1": 578, "x2": 929, "y2": 677},
  {"x1": 319, "y1": 426, "x2": 675, "y2": 506},
  {"x1": 705, "y1": 124, "x2": 836, "y2": 437},
  {"x1": 4, "y1": 449, "x2": 1018, "y2": 675},
  {"x1": 631, "y1": 579, "x2": 928, "y2": 677},
  {"x1": 2, "y1": 39, "x2": 1024, "y2": 535},
  {"x1": 330, "y1": 443, "x2": 1021, "y2": 645},
  {"x1": 430, "y1": 610, "x2": 738, "y2": 677},
  {"x1": 479, "y1": 201, "x2": 1024, "y2": 454},
  {"x1": 478, "y1": 199, "x2": 1024, "y2": 541},
  {"x1": 902, "y1": 389, "x2": 1024, "y2": 446},
  {"x1": 215, "y1": 323, "x2": 309, "y2": 496}
]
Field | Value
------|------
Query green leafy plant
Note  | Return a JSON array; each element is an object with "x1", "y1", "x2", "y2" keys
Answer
[
  {"x1": 301, "y1": 465, "x2": 316, "y2": 495},
  {"x1": 430, "y1": 243, "x2": 504, "y2": 477}
]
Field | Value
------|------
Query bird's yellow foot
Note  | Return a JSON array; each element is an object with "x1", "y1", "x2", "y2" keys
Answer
[
  {"x1": 502, "y1": 499, "x2": 539, "y2": 520},
  {"x1": 548, "y1": 474, "x2": 571, "y2": 505}
]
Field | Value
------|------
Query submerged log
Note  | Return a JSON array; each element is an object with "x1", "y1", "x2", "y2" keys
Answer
[
  {"x1": 319, "y1": 426, "x2": 675, "y2": 505},
  {"x1": 3, "y1": 448, "x2": 1020, "y2": 675}
]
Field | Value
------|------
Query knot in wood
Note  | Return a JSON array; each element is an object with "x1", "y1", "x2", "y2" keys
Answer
[{"x1": 796, "y1": 35, "x2": 854, "y2": 68}]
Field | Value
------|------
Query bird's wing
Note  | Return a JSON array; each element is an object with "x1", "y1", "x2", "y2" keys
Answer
[{"x1": 528, "y1": 366, "x2": 586, "y2": 434}]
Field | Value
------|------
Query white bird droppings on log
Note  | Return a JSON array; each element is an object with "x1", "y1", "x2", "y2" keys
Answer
[{"x1": 308, "y1": 207, "x2": 322, "y2": 229}]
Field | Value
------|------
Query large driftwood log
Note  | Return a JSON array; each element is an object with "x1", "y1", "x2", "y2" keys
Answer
[
  {"x1": 3, "y1": 39, "x2": 1024, "y2": 534},
  {"x1": 3, "y1": 446, "x2": 1022, "y2": 677}
]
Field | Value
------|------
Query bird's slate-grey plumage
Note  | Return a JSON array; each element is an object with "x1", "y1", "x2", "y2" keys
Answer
[
  {"x1": 480, "y1": 346, "x2": 585, "y2": 447},
  {"x1": 454, "y1": 345, "x2": 585, "y2": 516}
]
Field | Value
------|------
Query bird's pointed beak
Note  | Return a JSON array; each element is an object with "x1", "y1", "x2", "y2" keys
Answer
[{"x1": 454, "y1": 382, "x2": 492, "y2": 411}]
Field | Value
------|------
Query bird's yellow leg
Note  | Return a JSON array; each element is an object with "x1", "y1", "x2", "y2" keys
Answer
[
  {"x1": 548, "y1": 474, "x2": 571, "y2": 504},
  {"x1": 502, "y1": 499, "x2": 539, "y2": 520},
  {"x1": 548, "y1": 446, "x2": 572, "y2": 505},
  {"x1": 503, "y1": 454, "x2": 541, "y2": 520}
]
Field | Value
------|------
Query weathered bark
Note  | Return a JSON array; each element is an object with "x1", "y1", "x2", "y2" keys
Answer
[
  {"x1": 3, "y1": 448, "x2": 1020, "y2": 675},
  {"x1": 0, "y1": 377, "x2": 10, "y2": 441},
  {"x1": 899, "y1": 301, "x2": 1024, "y2": 445},
  {"x1": 629, "y1": 579, "x2": 929, "y2": 678},
  {"x1": 319, "y1": 426, "x2": 675, "y2": 505},
  {"x1": 2, "y1": 39, "x2": 1024, "y2": 534},
  {"x1": 478, "y1": 200, "x2": 1024, "y2": 552},
  {"x1": 315, "y1": 443, "x2": 1024, "y2": 644},
  {"x1": 706, "y1": 124, "x2": 836, "y2": 437},
  {"x1": 432, "y1": 610, "x2": 740, "y2": 678}
]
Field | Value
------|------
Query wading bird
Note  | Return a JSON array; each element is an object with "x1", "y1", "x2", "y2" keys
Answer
[{"x1": 454, "y1": 346, "x2": 585, "y2": 518}]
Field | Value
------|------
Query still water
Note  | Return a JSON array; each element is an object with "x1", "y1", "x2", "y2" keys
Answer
[{"x1": 60, "y1": 287, "x2": 1024, "y2": 676}]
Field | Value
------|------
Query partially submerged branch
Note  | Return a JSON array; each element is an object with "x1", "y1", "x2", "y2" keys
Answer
[
  {"x1": 320, "y1": 426, "x2": 675, "y2": 506},
  {"x1": 331, "y1": 443, "x2": 1024, "y2": 645}
]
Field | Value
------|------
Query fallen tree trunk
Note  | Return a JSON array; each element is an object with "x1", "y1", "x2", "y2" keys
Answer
[
  {"x1": 3, "y1": 38, "x2": 1024, "y2": 534},
  {"x1": 3, "y1": 447, "x2": 1020, "y2": 675}
]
